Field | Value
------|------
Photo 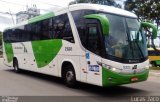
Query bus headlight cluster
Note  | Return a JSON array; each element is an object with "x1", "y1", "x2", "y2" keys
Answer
[
  {"x1": 111, "y1": 67, "x2": 122, "y2": 73},
  {"x1": 102, "y1": 64, "x2": 122, "y2": 73},
  {"x1": 145, "y1": 65, "x2": 149, "y2": 70}
]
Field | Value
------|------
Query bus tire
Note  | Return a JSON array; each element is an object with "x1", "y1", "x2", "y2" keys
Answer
[
  {"x1": 13, "y1": 58, "x2": 20, "y2": 73},
  {"x1": 63, "y1": 65, "x2": 76, "y2": 87},
  {"x1": 151, "y1": 61, "x2": 157, "y2": 67}
]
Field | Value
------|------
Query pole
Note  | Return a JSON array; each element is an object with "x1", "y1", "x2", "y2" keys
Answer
[{"x1": 9, "y1": 9, "x2": 15, "y2": 25}]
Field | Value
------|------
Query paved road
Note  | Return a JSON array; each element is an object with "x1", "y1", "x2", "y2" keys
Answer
[{"x1": 1, "y1": 58, "x2": 160, "y2": 101}]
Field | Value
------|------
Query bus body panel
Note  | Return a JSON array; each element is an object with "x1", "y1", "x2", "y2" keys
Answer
[
  {"x1": 102, "y1": 59, "x2": 149, "y2": 86},
  {"x1": 11, "y1": 41, "x2": 60, "y2": 76},
  {"x1": 57, "y1": 40, "x2": 82, "y2": 81},
  {"x1": 83, "y1": 52, "x2": 102, "y2": 86},
  {"x1": 3, "y1": 42, "x2": 13, "y2": 67}
]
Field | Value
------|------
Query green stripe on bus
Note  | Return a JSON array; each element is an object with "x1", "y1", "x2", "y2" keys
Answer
[
  {"x1": 4, "y1": 43, "x2": 14, "y2": 63},
  {"x1": 141, "y1": 22, "x2": 157, "y2": 39},
  {"x1": 84, "y1": 14, "x2": 109, "y2": 36},
  {"x1": 31, "y1": 39, "x2": 62, "y2": 68},
  {"x1": 28, "y1": 12, "x2": 55, "y2": 24},
  {"x1": 102, "y1": 67, "x2": 149, "y2": 87}
]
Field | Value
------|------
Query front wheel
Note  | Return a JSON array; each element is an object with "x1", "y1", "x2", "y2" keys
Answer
[
  {"x1": 13, "y1": 59, "x2": 20, "y2": 73},
  {"x1": 63, "y1": 67, "x2": 76, "y2": 87}
]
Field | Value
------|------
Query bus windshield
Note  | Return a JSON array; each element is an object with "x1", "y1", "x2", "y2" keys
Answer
[{"x1": 103, "y1": 14, "x2": 147, "y2": 62}]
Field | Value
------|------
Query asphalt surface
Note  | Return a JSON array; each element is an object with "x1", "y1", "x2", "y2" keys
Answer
[{"x1": 1, "y1": 58, "x2": 160, "y2": 102}]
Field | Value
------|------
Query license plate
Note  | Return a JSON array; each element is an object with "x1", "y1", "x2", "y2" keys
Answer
[{"x1": 131, "y1": 77, "x2": 138, "y2": 82}]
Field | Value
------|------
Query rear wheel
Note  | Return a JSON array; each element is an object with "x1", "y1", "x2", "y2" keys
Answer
[
  {"x1": 63, "y1": 65, "x2": 76, "y2": 87},
  {"x1": 13, "y1": 59, "x2": 20, "y2": 73}
]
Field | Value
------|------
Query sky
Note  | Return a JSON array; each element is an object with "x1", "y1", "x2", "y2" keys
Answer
[
  {"x1": 0, "y1": 0, "x2": 74, "y2": 13},
  {"x1": 0, "y1": 0, "x2": 74, "y2": 31}
]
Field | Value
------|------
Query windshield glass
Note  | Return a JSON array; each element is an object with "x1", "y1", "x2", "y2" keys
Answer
[
  {"x1": 126, "y1": 18, "x2": 148, "y2": 59},
  {"x1": 103, "y1": 14, "x2": 148, "y2": 61}
]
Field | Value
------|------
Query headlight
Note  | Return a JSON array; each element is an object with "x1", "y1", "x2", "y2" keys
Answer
[
  {"x1": 145, "y1": 65, "x2": 149, "y2": 70},
  {"x1": 102, "y1": 64, "x2": 122, "y2": 73},
  {"x1": 111, "y1": 67, "x2": 122, "y2": 73}
]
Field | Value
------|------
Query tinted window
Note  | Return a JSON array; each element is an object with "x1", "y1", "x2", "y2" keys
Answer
[
  {"x1": 71, "y1": 10, "x2": 103, "y2": 55},
  {"x1": 3, "y1": 13, "x2": 74, "y2": 43},
  {"x1": 54, "y1": 14, "x2": 74, "y2": 43},
  {"x1": 87, "y1": 23, "x2": 101, "y2": 55},
  {"x1": 71, "y1": 10, "x2": 96, "y2": 46},
  {"x1": 3, "y1": 30, "x2": 12, "y2": 43}
]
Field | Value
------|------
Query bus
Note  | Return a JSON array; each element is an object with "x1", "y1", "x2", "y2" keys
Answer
[
  {"x1": 148, "y1": 48, "x2": 160, "y2": 67},
  {"x1": 2, "y1": 4, "x2": 157, "y2": 87}
]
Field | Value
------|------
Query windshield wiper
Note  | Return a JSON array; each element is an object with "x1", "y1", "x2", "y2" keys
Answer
[
  {"x1": 135, "y1": 31, "x2": 145, "y2": 58},
  {"x1": 135, "y1": 40, "x2": 145, "y2": 58}
]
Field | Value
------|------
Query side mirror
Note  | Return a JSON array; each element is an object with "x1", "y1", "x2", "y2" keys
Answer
[
  {"x1": 84, "y1": 14, "x2": 109, "y2": 36},
  {"x1": 141, "y1": 22, "x2": 157, "y2": 39}
]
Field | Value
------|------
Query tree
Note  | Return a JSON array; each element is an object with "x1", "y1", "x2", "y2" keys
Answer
[
  {"x1": 124, "y1": 0, "x2": 160, "y2": 52},
  {"x1": 69, "y1": 0, "x2": 122, "y2": 8},
  {"x1": 124, "y1": 0, "x2": 160, "y2": 28}
]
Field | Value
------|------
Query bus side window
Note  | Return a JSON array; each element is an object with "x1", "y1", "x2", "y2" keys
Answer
[
  {"x1": 53, "y1": 14, "x2": 75, "y2": 43},
  {"x1": 3, "y1": 30, "x2": 10, "y2": 43},
  {"x1": 63, "y1": 22, "x2": 75, "y2": 43},
  {"x1": 86, "y1": 23, "x2": 101, "y2": 55},
  {"x1": 41, "y1": 19, "x2": 50, "y2": 40}
]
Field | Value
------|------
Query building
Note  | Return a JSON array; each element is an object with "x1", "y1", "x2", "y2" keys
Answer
[{"x1": 16, "y1": 5, "x2": 40, "y2": 24}]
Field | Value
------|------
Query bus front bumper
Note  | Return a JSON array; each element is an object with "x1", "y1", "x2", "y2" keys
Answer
[{"x1": 102, "y1": 67, "x2": 149, "y2": 87}]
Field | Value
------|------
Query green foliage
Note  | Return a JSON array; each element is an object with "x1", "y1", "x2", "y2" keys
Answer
[
  {"x1": 125, "y1": 0, "x2": 160, "y2": 54},
  {"x1": 69, "y1": 0, "x2": 121, "y2": 8},
  {"x1": 124, "y1": 0, "x2": 160, "y2": 28}
]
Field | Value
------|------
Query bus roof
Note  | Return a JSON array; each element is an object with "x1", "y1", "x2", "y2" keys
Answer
[{"x1": 69, "y1": 3, "x2": 137, "y2": 18}]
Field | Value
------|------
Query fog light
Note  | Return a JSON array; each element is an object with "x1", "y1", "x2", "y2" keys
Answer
[
  {"x1": 112, "y1": 68, "x2": 116, "y2": 71},
  {"x1": 145, "y1": 65, "x2": 149, "y2": 69},
  {"x1": 108, "y1": 77, "x2": 112, "y2": 81}
]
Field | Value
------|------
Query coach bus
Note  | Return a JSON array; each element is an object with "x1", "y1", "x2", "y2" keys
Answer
[
  {"x1": 2, "y1": 4, "x2": 157, "y2": 87},
  {"x1": 148, "y1": 48, "x2": 160, "y2": 67}
]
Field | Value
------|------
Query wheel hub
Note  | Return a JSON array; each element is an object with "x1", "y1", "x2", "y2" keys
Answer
[{"x1": 66, "y1": 71, "x2": 74, "y2": 82}]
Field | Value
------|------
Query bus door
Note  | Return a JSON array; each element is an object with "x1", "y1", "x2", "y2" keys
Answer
[{"x1": 85, "y1": 23, "x2": 103, "y2": 85}]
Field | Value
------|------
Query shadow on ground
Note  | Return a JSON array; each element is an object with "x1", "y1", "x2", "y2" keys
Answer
[{"x1": 6, "y1": 69, "x2": 149, "y2": 97}]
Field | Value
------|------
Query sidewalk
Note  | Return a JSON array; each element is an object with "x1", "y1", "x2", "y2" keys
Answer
[{"x1": 149, "y1": 70, "x2": 160, "y2": 77}]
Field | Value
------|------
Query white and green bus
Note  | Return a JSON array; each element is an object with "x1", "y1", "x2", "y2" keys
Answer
[{"x1": 3, "y1": 4, "x2": 157, "y2": 87}]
